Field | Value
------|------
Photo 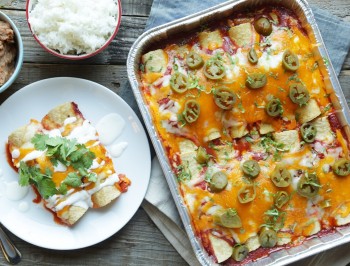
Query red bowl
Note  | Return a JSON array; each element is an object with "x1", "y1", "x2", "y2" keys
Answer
[{"x1": 26, "y1": 0, "x2": 122, "y2": 60}]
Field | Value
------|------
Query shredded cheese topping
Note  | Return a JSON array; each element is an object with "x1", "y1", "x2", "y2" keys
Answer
[{"x1": 139, "y1": 5, "x2": 350, "y2": 265}]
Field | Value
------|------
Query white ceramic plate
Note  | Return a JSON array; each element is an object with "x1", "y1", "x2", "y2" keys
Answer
[{"x1": 0, "y1": 77, "x2": 151, "y2": 250}]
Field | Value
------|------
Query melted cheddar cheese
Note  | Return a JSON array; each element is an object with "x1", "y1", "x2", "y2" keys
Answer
[
  {"x1": 139, "y1": 6, "x2": 350, "y2": 264},
  {"x1": 8, "y1": 103, "x2": 130, "y2": 226}
]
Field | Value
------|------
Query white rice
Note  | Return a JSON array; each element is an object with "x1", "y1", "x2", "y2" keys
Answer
[{"x1": 29, "y1": 0, "x2": 119, "y2": 55}]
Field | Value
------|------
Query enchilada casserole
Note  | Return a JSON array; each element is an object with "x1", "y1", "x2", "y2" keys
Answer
[{"x1": 139, "y1": 5, "x2": 350, "y2": 264}]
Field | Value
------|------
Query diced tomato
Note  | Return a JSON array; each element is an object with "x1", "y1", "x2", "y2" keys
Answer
[
  {"x1": 222, "y1": 37, "x2": 235, "y2": 55},
  {"x1": 328, "y1": 113, "x2": 342, "y2": 132},
  {"x1": 118, "y1": 174, "x2": 131, "y2": 193},
  {"x1": 157, "y1": 97, "x2": 170, "y2": 106}
]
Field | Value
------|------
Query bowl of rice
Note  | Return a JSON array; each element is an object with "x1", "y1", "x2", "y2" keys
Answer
[{"x1": 26, "y1": 0, "x2": 121, "y2": 60}]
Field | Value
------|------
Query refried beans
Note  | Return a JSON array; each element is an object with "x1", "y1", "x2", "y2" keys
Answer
[{"x1": 0, "y1": 20, "x2": 16, "y2": 86}]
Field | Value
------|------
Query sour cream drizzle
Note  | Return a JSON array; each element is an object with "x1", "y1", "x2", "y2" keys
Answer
[
  {"x1": 21, "y1": 150, "x2": 45, "y2": 162},
  {"x1": 96, "y1": 113, "x2": 125, "y2": 145},
  {"x1": 5, "y1": 181, "x2": 29, "y2": 201},
  {"x1": 110, "y1": 142, "x2": 128, "y2": 158},
  {"x1": 67, "y1": 120, "x2": 98, "y2": 144},
  {"x1": 48, "y1": 173, "x2": 120, "y2": 211},
  {"x1": 14, "y1": 113, "x2": 129, "y2": 213}
]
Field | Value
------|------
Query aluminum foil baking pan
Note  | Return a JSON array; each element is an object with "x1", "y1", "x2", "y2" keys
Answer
[{"x1": 127, "y1": 0, "x2": 350, "y2": 265}]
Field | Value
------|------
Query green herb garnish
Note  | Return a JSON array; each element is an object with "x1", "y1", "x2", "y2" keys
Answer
[{"x1": 18, "y1": 134, "x2": 97, "y2": 198}]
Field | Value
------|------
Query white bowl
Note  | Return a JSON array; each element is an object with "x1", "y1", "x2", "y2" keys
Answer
[
  {"x1": 0, "y1": 11, "x2": 24, "y2": 93},
  {"x1": 26, "y1": 0, "x2": 122, "y2": 60}
]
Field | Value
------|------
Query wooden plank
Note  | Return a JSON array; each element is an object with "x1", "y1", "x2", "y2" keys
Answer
[
  {"x1": 2, "y1": 0, "x2": 349, "y2": 21},
  {"x1": 0, "y1": 9, "x2": 147, "y2": 65},
  {"x1": 121, "y1": 0, "x2": 152, "y2": 17},
  {"x1": 3, "y1": 208, "x2": 186, "y2": 266},
  {"x1": 344, "y1": 53, "x2": 350, "y2": 70},
  {"x1": 339, "y1": 70, "x2": 350, "y2": 104},
  {"x1": 0, "y1": 0, "x2": 24, "y2": 10},
  {"x1": 0, "y1": 64, "x2": 128, "y2": 104},
  {"x1": 0, "y1": 0, "x2": 153, "y2": 17}
]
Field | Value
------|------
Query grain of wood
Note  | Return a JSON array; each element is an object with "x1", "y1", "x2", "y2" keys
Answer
[
  {"x1": 0, "y1": 64, "x2": 128, "y2": 105},
  {"x1": 0, "y1": 0, "x2": 349, "y2": 265},
  {"x1": 344, "y1": 54, "x2": 350, "y2": 70},
  {"x1": 0, "y1": 0, "x2": 152, "y2": 16},
  {"x1": 0, "y1": 208, "x2": 186, "y2": 266},
  {"x1": 0, "y1": 9, "x2": 147, "y2": 65},
  {"x1": 5, "y1": 0, "x2": 346, "y2": 20}
]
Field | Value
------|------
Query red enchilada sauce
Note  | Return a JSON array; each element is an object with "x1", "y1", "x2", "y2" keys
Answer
[{"x1": 6, "y1": 143, "x2": 65, "y2": 225}]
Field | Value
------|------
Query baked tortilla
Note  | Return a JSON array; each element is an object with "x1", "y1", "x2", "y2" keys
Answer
[{"x1": 7, "y1": 102, "x2": 130, "y2": 225}]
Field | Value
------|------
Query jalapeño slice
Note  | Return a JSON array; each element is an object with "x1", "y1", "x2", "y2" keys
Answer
[
  {"x1": 246, "y1": 73, "x2": 267, "y2": 89},
  {"x1": 259, "y1": 227, "x2": 277, "y2": 248},
  {"x1": 232, "y1": 245, "x2": 249, "y2": 262},
  {"x1": 238, "y1": 185, "x2": 256, "y2": 203},
  {"x1": 196, "y1": 146, "x2": 210, "y2": 164},
  {"x1": 213, "y1": 87, "x2": 236, "y2": 110},
  {"x1": 183, "y1": 100, "x2": 200, "y2": 123},
  {"x1": 213, "y1": 208, "x2": 242, "y2": 228},
  {"x1": 333, "y1": 158, "x2": 350, "y2": 176},
  {"x1": 289, "y1": 83, "x2": 310, "y2": 106},
  {"x1": 300, "y1": 123, "x2": 317, "y2": 143},
  {"x1": 271, "y1": 165, "x2": 291, "y2": 188},
  {"x1": 209, "y1": 171, "x2": 228, "y2": 192},
  {"x1": 282, "y1": 50, "x2": 299, "y2": 71},
  {"x1": 186, "y1": 51, "x2": 204, "y2": 69},
  {"x1": 275, "y1": 191, "x2": 289, "y2": 209},
  {"x1": 203, "y1": 59, "x2": 225, "y2": 80},
  {"x1": 297, "y1": 172, "x2": 320, "y2": 198},
  {"x1": 241, "y1": 160, "x2": 260, "y2": 178},
  {"x1": 265, "y1": 98, "x2": 283, "y2": 117},
  {"x1": 170, "y1": 72, "x2": 188, "y2": 93},
  {"x1": 248, "y1": 48, "x2": 258, "y2": 64},
  {"x1": 254, "y1": 17, "x2": 273, "y2": 36}
]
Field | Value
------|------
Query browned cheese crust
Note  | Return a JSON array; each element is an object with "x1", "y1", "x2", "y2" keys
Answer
[{"x1": 42, "y1": 102, "x2": 84, "y2": 130}]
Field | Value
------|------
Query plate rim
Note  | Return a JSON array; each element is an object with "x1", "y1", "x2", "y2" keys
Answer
[{"x1": 0, "y1": 77, "x2": 151, "y2": 250}]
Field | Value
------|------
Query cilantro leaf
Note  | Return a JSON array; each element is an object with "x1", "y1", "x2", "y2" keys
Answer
[
  {"x1": 59, "y1": 138, "x2": 77, "y2": 160},
  {"x1": 260, "y1": 134, "x2": 286, "y2": 161},
  {"x1": 86, "y1": 172, "x2": 97, "y2": 182},
  {"x1": 31, "y1": 134, "x2": 49, "y2": 151},
  {"x1": 261, "y1": 208, "x2": 286, "y2": 231},
  {"x1": 19, "y1": 162, "x2": 59, "y2": 199},
  {"x1": 64, "y1": 172, "x2": 83, "y2": 188},
  {"x1": 50, "y1": 157, "x2": 60, "y2": 167},
  {"x1": 31, "y1": 134, "x2": 96, "y2": 172},
  {"x1": 78, "y1": 167, "x2": 88, "y2": 176},
  {"x1": 18, "y1": 161, "x2": 32, "y2": 186},
  {"x1": 70, "y1": 145, "x2": 95, "y2": 169},
  {"x1": 58, "y1": 183, "x2": 68, "y2": 195},
  {"x1": 69, "y1": 148, "x2": 84, "y2": 162},
  {"x1": 27, "y1": 133, "x2": 98, "y2": 194},
  {"x1": 46, "y1": 136, "x2": 64, "y2": 147},
  {"x1": 37, "y1": 178, "x2": 59, "y2": 199}
]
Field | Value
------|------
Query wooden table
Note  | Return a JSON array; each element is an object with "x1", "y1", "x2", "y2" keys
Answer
[{"x1": 0, "y1": 0, "x2": 349, "y2": 265}]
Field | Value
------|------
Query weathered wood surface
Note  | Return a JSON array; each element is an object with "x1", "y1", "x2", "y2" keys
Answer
[
  {"x1": 0, "y1": 0, "x2": 349, "y2": 265},
  {"x1": 0, "y1": 208, "x2": 185, "y2": 266}
]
